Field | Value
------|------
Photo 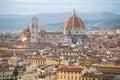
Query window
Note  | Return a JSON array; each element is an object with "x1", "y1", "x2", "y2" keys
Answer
[
  {"x1": 61, "y1": 75, "x2": 62, "y2": 79},
  {"x1": 64, "y1": 75, "x2": 66, "y2": 79},
  {"x1": 71, "y1": 76, "x2": 73, "y2": 79},
  {"x1": 75, "y1": 72, "x2": 77, "y2": 74},
  {"x1": 57, "y1": 75, "x2": 59, "y2": 79},
  {"x1": 79, "y1": 77, "x2": 81, "y2": 80},
  {"x1": 68, "y1": 72, "x2": 69, "y2": 74},
  {"x1": 64, "y1": 71, "x2": 66, "y2": 74},
  {"x1": 47, "y1": 36, "x2": 49, "y2": 38},
  {"x1": 40, "y1": 72, "x2": 42, "y2": 74},
  {"x1": 36, "y1": 24, "x2": 38, "y2": 28},
  {"x1": 68, "y1": 31, "x2": 71, "y2": 34},
  {"x1": 76, "y1": 31, "x2": 78, "y2": 33},
  {"x1": 32, "y1": 24, "x2": 34, "y2": 28},
  {"x1": 75, "y1": 76, "x2": 77, "y2": 80},
  {"x1": 32, "y1": 31, "x2": 34, "y2": 33},
  {"x1": 60, "y1": 36, "x2": 62, "y2": 38},
  {"x1": 68, "y1": 76, "x2": 69, "y2": 79},
  {"x1": 19, "y1": 76, "x2": 21, "y2": 79},
  {"x1": 32, "y1": 36, "x2": 34, "y2": 39}
]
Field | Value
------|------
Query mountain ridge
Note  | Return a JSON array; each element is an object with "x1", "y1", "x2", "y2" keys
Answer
[{"x1": 0, "y1": 12, "x2": 120, "y2": 31}]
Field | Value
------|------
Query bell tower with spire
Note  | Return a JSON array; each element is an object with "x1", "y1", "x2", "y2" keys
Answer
[{"x1": 31, "y1": 17, "x2": 39, "y2": 43}]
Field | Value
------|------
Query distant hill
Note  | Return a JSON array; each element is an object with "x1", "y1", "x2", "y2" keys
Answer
[{"x1": 0, "y1": 12, "x2": 120, "y2": 31}]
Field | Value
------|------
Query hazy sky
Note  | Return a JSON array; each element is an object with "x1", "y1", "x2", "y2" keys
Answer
[{"x1": 0, "y1": 0, "x2": 120, "y2": 15}]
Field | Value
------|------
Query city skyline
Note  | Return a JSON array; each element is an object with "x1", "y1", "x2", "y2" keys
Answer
[{"x1": 0, "y1": 0, "x2": 120, "y2": 15}]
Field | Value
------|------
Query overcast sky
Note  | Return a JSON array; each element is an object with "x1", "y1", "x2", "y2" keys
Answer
[{"x1": 0, "y1": 0, "x2": 120, "y2": 15}]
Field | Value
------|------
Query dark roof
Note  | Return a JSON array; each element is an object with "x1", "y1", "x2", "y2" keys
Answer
[
  {"x1": 82, "y1": 73, "x2": 114, "y2": 78},
  {"x1": 58, "y1": 66, "x2": 84, "y2": 72}
]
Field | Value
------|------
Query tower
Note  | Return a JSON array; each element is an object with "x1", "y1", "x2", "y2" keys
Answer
[{"x1": 31, "y1": 17, "x2": 38, "y2": 43}]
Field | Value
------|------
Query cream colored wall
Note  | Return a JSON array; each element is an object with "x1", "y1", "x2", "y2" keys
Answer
[
  {"x1": 56, "y1": 71, "x2": 82, "y2": 80},
  {"x1": 45, "y1": 59, "x2": 69, "y2": 66},
  {"x1": 24, "y1": 59, "x2": 45, "y2": 65},
  {"x1": 45, "y1": 59, "x2": 58, "y2": 65}
]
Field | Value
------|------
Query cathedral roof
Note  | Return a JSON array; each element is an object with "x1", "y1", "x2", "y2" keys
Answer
[
  {"x1": 20, "y1": 27, "x2": 31, "y2": 39},
  {"x1": 64, "y1": 9, "x2": 85, "y2": 31}
]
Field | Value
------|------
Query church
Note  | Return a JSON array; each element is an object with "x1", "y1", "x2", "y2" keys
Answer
[{"x1": 20, "y1": 9, "x2": 87, "y2": 44}]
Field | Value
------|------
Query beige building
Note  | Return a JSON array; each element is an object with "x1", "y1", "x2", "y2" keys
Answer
[
  {"x1": 45, "y1": 59, "x2": 69, "y2": 66},
  {"x1": 92, "y1": 64, "x2": 120, "y2": 74},
  {"x1": 56, "y1": 66, "x2": 87, "y2": 80},
  {"x1": 23, "y1": 57, "x2": 46, "y2": 65},
  {"x1": 38, "y1": 72, "x2": 56, "y2": 80}
]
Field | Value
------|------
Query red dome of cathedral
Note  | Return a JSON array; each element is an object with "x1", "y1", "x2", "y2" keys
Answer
[{"x1": 64, "y1": 9, "x2": 85, "y2": 31}]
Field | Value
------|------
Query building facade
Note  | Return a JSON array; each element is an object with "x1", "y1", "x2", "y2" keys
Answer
[{"x1": 56, "y1": 66, "x2": 87, "y2": 80}]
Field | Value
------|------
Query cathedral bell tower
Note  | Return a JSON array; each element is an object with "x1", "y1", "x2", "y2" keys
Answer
[{"x1": 31, "y1": 17, "x2": 39, "y2": 43}]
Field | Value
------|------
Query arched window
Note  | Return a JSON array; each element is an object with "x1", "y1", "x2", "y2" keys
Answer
[{"x1": 32, "y1": 24, "x2": 34, "y2": 28}]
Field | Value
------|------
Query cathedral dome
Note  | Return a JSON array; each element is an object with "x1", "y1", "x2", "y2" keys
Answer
[{"x1": 64, "y1": 9, "x2": 85, "y2": 32}]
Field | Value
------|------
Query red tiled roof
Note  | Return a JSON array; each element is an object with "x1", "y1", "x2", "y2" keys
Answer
[
  {"x1": 64, "y1": 9, "x2": 85, "y2": 32},
  {"x1": 58, "y1": 66, "x2": 84, "y2": 72},
  {"x1": 24, "y1": 57, "x2": 46, "y2": 61},
  {"x1": 20, "y1": 28, "x2": 31, "y2": 39}
]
